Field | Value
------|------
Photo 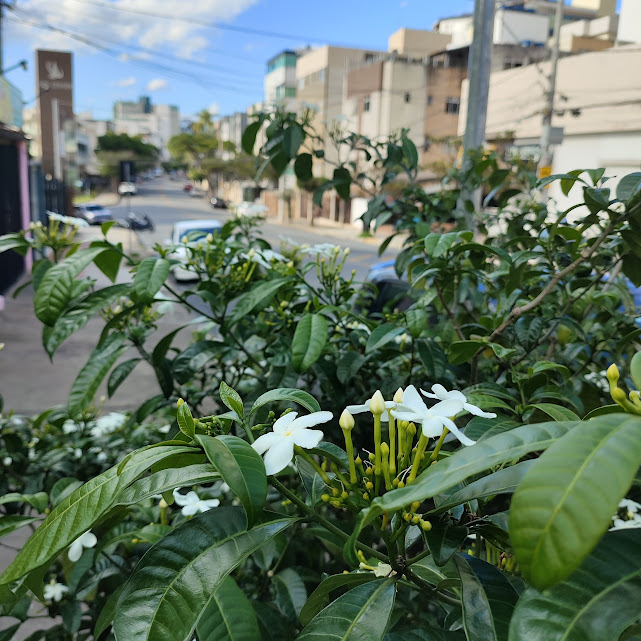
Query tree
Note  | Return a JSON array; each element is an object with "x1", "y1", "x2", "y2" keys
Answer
[
  {"x1": 167, "y1": 132, "x2": 219, "y2": 169},
  {"x1": 95, "y1": 132, "x2": 158, "y2": 180}
]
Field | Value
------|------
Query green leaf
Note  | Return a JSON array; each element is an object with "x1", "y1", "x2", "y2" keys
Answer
[
  {"x1": 0, "y1": 233, "x2": 30, "y2": 255},
  {"x1": 0, "y1": 515, "x2": 42, "y2": 539},
  {"x1": 449, "y1": 340, "x2": 484, "y2": 366},
  {"x1": 0, "y1": 624, "x2": 20, "y2": 640},
  {"x1": 0, "y1": 492, "x2": 49, "y2": 512},
  {"x1": 242, "y1": 120, "x2": 262, "y2": 155},
  {"x1": 108, "y1": 358, "x2": 141, "y2": 397},
  {"x1": 42, "y1": 283, "x2": 131, "y2": 358},
  {"x1": 283, "y1": 124, "x2": 303, "y2": 159},
  {"x1": 68, "y1": 333, "x2": 127, "y2": 414},
  {"x1": 424, "y1": 522, "x2": 468, "y2": 566},
  {"x1": 333, "y1": 167, "x2": 352, "y2": 200},
  {"x1": 34, "y1": 247, "x2": 106, "y2": 326},
  {"x1": 297, "y1": 579, "x2": 395, "y2": 641},
  {"x1": 49, "y1": 478, "x2": 83, "y2": 507},
  {"x1": 251, "y1": 388, "x2": 320, "y2": 415},
  {"x1": 101, "y1": 220, "x2": 117, "y2": 235},
  {"x1": 219, "y1": 381, "x2": 244, "y2": 418},
  {"x1": 351, "y1": 420, "x2": 579, "y2": 550},
  {"x1": 196, "y1": 576, "x2": 261, "y2": 641},
  {"x1": 455, "y1": 555, "x2": 518, "y2": 641},
  {"x1": 93, "y1": 248, "x2": 123, "y2": 283},
  {"x1": 416, "y1": 340, "x2": 448, "y2": 380},
  {"x1": 294, "y1": 153, "x2": 313, "y2": 182},
  {"x1": 172, "y1": 340, "x2": 219, "y2": 384},
  {"x1": 197, "y1": 435, "x2": 266, "y2": 527},
  {"x1": 582, "y1": 404, "x2": 621, "y2": 420},
  {"x1": 273, "y1": 568, "x2": 307, "y2": 621},
  {"x1": 336, "y1": 352, "x2": 366, "y2": 385},
  {"x1": 300, "y1": 573, "x2": 376, "y2": 626},
  {"x1": 0, "y1": 445, "x2": 193, "y2": 585},
  {"x1": 430, "y1": 460, "x2": 535, "y2": 515},
  {"x1": 401, "y1": 136, "x2": 418, "y2": 168},
  {"x1": 313, "y1": 180, "x2": 335, "y2": 207},
  {"x1": 292, "y1": 313, "x2": 328, "y2": 371},
  {"x1": 616, "y1": 171, "x2": 641, "y2": 203},
  {"x1": 631, "y1": 351, "x2": 641, "y2": 392},
  {"x1": 424, "y1": 232, "x2": 459, "y2": 258},
  {"x1": 228, "y1": 278, "x2": 290, "y2": 324},
  {"x1": 509, "y1": 530, "x2": 641, "y2": 641},
  {"x1": 133, "y1": 257, "x2": 170, "y2": 304},
  {"x1": 365, "y1": 323, "x2": 405, "y2": 354},
  {"x1": 113, "y1": 508, "x2": 295, "y2": 641},
  {"x1": 177, "y1": 401, "x2": 195, "y2": 439},
  {"x1": 525, "y1": 403, "x2": 580, "y2": 421},
  {"x1": 94, "y1": 584, "x2": 124, "y2": 640},
  {"x1": 510, "y1": 414, "x2": 641, "y2": 590},
  {"x1": 583, "y1": 186, "x2": 610, "y2": 215}
]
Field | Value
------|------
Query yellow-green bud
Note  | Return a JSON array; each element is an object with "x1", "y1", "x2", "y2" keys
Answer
[
  {"x1": 159, "y1": 498, "x2": 168, "y2": 509},
  {"x1": 206, "y1": 233, "x2": 214, "y2": 243},
  {"x1": 365, "y1": 481, "x2": 374, "y2": 490},
  {"x1": 392, "y1": 478, "x2": 399, "y2": 487},
  {"x1": 366, "y1": 467, "x2": 374, "y2": 477},
  {"x1": 393, "y1": 388, "x2": 404, "y2": 404},
  {"x1": 408, "y1": 423, "x2": 417, "y2": 436},
  {"x1": 248, "y1": 248, "x2": 255, "y2": 259},
  {"x1": 410, "y1": 501, "x2": 421, "y2": 512},
  {"x1": 370, "y1": 390, "x2": 386, "y2": 415},
  {"x1": 177, "y1": 398, "x2": 185, "y2": 407},
  {"x1": 412, "y1": 515, "x2": 421, "y2": 525},
  {"x1": 381, "y1": 442, "x2": 390, "y2": 456},
  {"x1": 355, "y1": 456, "x2": 362, "y2": 465},
  {"x1": 344, "y1": 248, "x2": 350, "y2": 256},
  {"x1": 362, "y1": 492, "x2": 369, "y2": 500},
  {"x1": 420, "y1": 519, "x2": 432, "y2": 531},
  {"x1": 287, "y1": 261, "x2": 294, "y2": 268},
  {"x1": 321, "y1": 494, "x2": 330, "y2": 502},
  {"x1": 607, "y1": 363, "x2": 620, "y2": 385},
  {"x1": 397, "y1": 480, "x2": 405, "y2": 488},
  {"x1": 403, "y1": 512, "x2": 412, "y2": 522},
  {"x1": 612, "y1": 388, "x2": 627, "y2": 404},
  {"x1": 341, "y1": 491, "x2": 349, "y2": 500},
  {"x1": 368, "y1": 452, "x2": 376, "y2": 462},
  {"x1": 182, "y1": 236, "x2": 188, "y2": 244},
  {"x1": 340, "y1": 408, "x2": 355, "y2": 431},
  {"x1": 332, "y1": 487, "x2": 340, "y2": 497}
]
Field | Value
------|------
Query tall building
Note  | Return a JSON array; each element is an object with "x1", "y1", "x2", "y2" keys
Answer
[
  {"x1": 74, "y1": 112, "x2": 114, "y2": 176},
  {"x1": 264, "y1": 50, "x2": 300, "y2": 110}
]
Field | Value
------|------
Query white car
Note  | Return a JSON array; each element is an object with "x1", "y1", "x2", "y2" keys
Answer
[
  {"x1": 235, "y1": 201, "x2": 268, "y2": 217},
  {"x1": 118, "y1": 182, "x2": 137, "y2": 196},
  {"x1": 169, "y1": 219, "x2": 223, "y2": 282}
]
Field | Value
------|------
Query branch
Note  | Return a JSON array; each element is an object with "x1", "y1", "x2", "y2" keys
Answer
[{"x1": 434, "y1": 282, "x2": 466, "y2": 340}]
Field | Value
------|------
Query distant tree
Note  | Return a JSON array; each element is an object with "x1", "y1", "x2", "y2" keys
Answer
[
  {"x1": 95, "y1": 133, "x2": 158, "y2": 180},
  {"x1": 167, "y1": 132, "x2": 219, "y2": 168}
]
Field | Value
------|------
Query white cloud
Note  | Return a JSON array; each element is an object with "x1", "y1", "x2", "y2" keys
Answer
[
  {"x1": 400, "y1": 1, "x2": 408, "y2": 6},
  {"x1": 208, "y1": 102, "x2": 219, "y2": 116},
  {"x1": 7, "y1": 0, "x2": 259, "y2": 59},
  {"x1": 147, "y1": 78, "x2": 168, "y2": 91},
  {"x1": 118, "y1": 76, "x2": 136, "y2": 87}
]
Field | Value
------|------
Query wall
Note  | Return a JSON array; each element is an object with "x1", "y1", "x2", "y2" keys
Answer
[
  {"x1": 494, "y1": 9, "x2": 549, "y2": 45},
  {"x1": 618, "y1": 0, "x2": 641, "y2": 43},
  {"x1": 387, "y1": 28, "x2": 452, "y2": 57},
  {"x1": 435, "y1": 16, "x2": 474, "y2": 48}
]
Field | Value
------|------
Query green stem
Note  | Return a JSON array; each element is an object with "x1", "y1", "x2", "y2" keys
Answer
[
  {"x1": 270, "y1": 477, "x2": 387, "y2": 562},
  {"x1": 342, "y1": 428, "x2": 358, "y2": 484},
  {"x1": 429, "y1": 427, "x2": 449, "y2": 462},
  {"x1": 405, "y1": 569, "x2": 462, "y2": 607},
  {"x1": 406, "y1": 547, "x2": 431, "y2": 565},
  {"x1": 294, "y1": 446, "x2": 331, "y2": 484},
  {"x1": 388, "y1": 416, "x2": 396, "y2": 477},
  {"x1": 373, "y1": 414, "x2": 382, "y2": 478},
  {"x1": 408, "y1": 433, "x2": 429, "y2": 483}
]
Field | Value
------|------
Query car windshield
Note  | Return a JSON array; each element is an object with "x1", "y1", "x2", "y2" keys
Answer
[
  {"x1": 178, "y1": 228, "x2": 218, "y2": 242},
  {"x1": 85, "y1": 205, "x2": 104, "y2": 211}
]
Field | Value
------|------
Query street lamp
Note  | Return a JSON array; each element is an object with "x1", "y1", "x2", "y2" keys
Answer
[{"x1": 1, "y1": 59, "x2": 27, "y2": 75}]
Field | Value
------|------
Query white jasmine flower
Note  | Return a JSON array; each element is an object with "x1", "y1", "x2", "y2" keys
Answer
[
  {"x1": 47, "y1": 211, "x2": 89, "y2": 227},
  {"x1": 96, "y1": 452, "x2": 108, "y2": 463},
  {"x1": 619, "y1": 498, "x2": 641, "y2": 514},
  {"x1": 392, "y1": 385, "x2": 475, "y2": 446},
  {"x1": 157, "y1": 424, "x2": 172, "y2": 434},
  {"x1": 172, "y1": 489, "x2": 220, "y2": 516},
  {"x1": 243, "y1": 248, "x2": 286, "y2": 268},
  {"x1": 421, "y1": 384, "x2": 497, "y2": 418},
  {"x1": 74, "y1": 448, "x2": 83, "y2": 459},
  {"x1": 68, "y1": 531, "x2": 97, "y2": 562},
  {"x1": 610, "y1": 514, "x2": 641, "y2": 531},
  {"x1": 2, "y1": 457, "x2": 12, "y2": 466},
  {"x1": 346, "y1": 394, "x2": 396, "y2": 422},
  {"x1": 373, "y1": 562, "x2": 396, "y2": 577},
  {"x1": 393, "y1": 333, "x2": 411, "y2": 346},
  {"x1": 62, "y1": 420, "x2": 80, "y2": 435},
  {"x1": 302, "y1": 243, "x2": 340, "y2": 257},
  {"x1": 252, "y1": 411, "x2": 333, "y2": 475},
  {"x1": 44, "y1": 581, "x2": 69, "y2": 602},
  {"x1": 91, "y1": 412, "x2": 127, "y2": 438}
]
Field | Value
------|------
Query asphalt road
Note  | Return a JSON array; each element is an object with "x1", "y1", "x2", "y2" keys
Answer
[{"x1": 106, "y1": 176, "x2": 397, "y2": 282}]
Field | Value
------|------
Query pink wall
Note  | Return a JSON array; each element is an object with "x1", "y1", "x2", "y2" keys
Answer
[{"x1": 17, "y1": 140, "x2": 32, "y2": 272}]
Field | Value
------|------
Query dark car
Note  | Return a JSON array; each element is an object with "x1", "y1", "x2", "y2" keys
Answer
[{"x1": 210, "y1": 197, "x2": 228, "y2": 209}]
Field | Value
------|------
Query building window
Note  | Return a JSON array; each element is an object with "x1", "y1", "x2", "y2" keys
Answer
[
  {"x1": 363, "y1": 95, "x2": 370, "y2": 112},
  {"x1": 298, "y1": 77, "x2": 305, "y2": 90},
  {"x1": 318, "y1": 68, "x2": 325, "y2": 81},
  {"x1": 404, "y1": 92, "x2": 411, "y2": 103},
  {"x1": 445, "y1": 97, "x2": 460, "y2": 115},
  {"x1": 285, "y1": 87, "x2": 296, "y2": 98},
  {"x1": 423, "y1": 137, "x2": 431, "y2": 152},
  {"x1": 427, "y1": 95, "x2": 433, "y2": 106}
]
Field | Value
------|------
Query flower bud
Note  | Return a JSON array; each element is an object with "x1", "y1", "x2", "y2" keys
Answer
[
  {"x1": 206, "y1": 233, "x2": 214, "y2": 243},
  {"x1": 420, "y1": 519, "x2": 432, "y2": 531},
  {"x1": 370, "y1": 390, "x2": 386, "y2": 416},
  {"x1": 607, "y1": 364, "x2": 620, "y2": 386},
  {"x1": 159, "y1": 498, "x2": 168, "y2": 509},
  {"x1": 287, "y1": 261, "x2": 294, "y2": 269},
  {"x1": 339, "y1": 408, "x2": 355, "y2": 431},
  {"x1": 397, "y1": 480, "x2": 405, "y2": 488},
  {"x1": 365, "y1": 481, "x2": 374, "y2": 490},
  {"x1": 368, "y1": 452, "x2": 376, "y2": 462},
  {"x1": 332, "y1": 487, "x2": 340, "y2": 497},
  {"x1": 248, "y1": 248, "x2": 255, "y2": 259},
  {"x1": 612, "y1": 388, "x2": 627, "y2": 404},
  {"x1": 393, "y1": 388, "x2": 404, "y2": 404},
  {"x1": 412, "y1": 515, "x2": 421, "y2": 524},
  {"x1": 411, "y1": 501, "x2": 421, "y2": 512},
  {"x1": 321, "y1": 494, "x2": 330, "y2": 502},
  {"x1": 362, "y1": 492, "x2": 369, "y2": 500},
  {"x1": 341, "y1": 491, "x2": 348, "y2": 499},
  {"x1": 177, "y1": 398, "x2": 185, "y2": 407}
]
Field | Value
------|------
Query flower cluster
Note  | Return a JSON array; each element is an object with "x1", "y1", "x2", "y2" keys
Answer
[{"x1": 610, "y1": 498, "x2": 641, "y2": 530}]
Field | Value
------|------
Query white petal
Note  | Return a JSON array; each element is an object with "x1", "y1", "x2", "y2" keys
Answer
[
  {"x1": 441, "y1": 416, "x2": 476, "y2": 447},
  {"x1": 252, "y1": 432, "x2": 280, "y2": 455},
  {"x1": 182, "y1": 504, "x2": 199, "y2": 516},
  {"x1": 401, "y1": 386, "x2": 426, "y2": 412},
  {"x1": 263, "y1": 438, "x2": 295, "y2": 475},
  {"x1": 79, "y1": 532, "x2": 97, "y2": 548},
  {"x1": 292, "y1": 428, "x2": 324, "y2": 449},
  {"x1": 421, "y1": 415, "x2": 446, "y2": 438},
  {"x1": 290, "y1": 411, "x2": 333, "y2": 430},
  {"x1": 68, "y1": 540, "x2": 84, "y2": 562},
  {"x1": 427, "y1": 384, "x2": 449, "y2": 400},
  {"x1": 429, "y1": 398, "x2": 465, "y2": 417},
  {"x1": 273, "y1": 412, "x2": 298, "y2": 435},
  {"x1": 346, "y1": 403, "x2": 370, "y2": 415},
  {"x1": 463, "y1": 402, "x2": 497, "y2": 418},
  {"x1": 391, "y1": 409, "x2": 423, "y2": 422},
  {"x1": 202, "y1": 498, "x2": 221, "y2": 510}
]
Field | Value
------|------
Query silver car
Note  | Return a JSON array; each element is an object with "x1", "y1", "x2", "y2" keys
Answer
[{"x1": 74, "y1": 204, "x2": 113, "y2": 225}]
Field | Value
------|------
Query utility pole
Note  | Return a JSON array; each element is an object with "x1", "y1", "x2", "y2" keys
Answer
[
  {"x1": 538, "y1": 0, "x2": 564, "y2": 178},
  {"x1": 459, "y1": 0, "x2": 496, "y2": 222}
]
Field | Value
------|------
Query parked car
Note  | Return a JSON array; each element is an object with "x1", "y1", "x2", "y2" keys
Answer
[
  {"x1": 118, "y1": 181, "x2": 137, "y2": 196},
  {"x1": 74, "y1": 203, "x2": 113, "y2": 225},
  {"x1": 210, "y1": 197, "x2": 228, "y2": 210},
  {"x1": 236, "y1": 201, "x2": 268, "y2": 217},
  {"x1": 183, "y1": 184, "x2": 193, "y2": 192},
  {"x1": 168, "y1": 220, "x2": 223, "y2": 282},
  {"x1": 189, "y1": 188, "x2": 205, "y2": 198}
]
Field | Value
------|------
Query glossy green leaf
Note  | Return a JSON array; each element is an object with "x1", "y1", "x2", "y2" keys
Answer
[
  {"x1": 401, "y1": 136, "x2": 418, "y2": 168},
  {"x1": 176, "y1": 401, "x2": 195, "y2": 439},
  {"x1": 196, "y1": 576, "x2": 261, "y2": 641},
  {"x1": 0, "y1": 623, "x2": 20, "y2": 640},
  {"x1": 0, "y1": 516, "x2": 42, "y2": 539},
  {"x1": 333, "y1": 167, "x2": 351, "y2": 200},
  {"x1": 93, "y1": 248, "x2": 123, "y2": 283},
  {"x1": 219, "y1": 381, "x2": 244, "y2": 418},
  {"x1": 34, "y1": 247, "x2": 106, "y2": 326},
  {"x1": 133, "y1": 257, "x2": 170, "y2": 304},
  {"x1": 197, "y1": 435, "x2": 266, "y2": 527},
  {"x1": 455, "y1": 555, "x2": 518, "y2": 641},
  {"x1": 228, "y1": 278, "x2": 290, "y2": 324},
  {"x1": 251, "y1": 388, "x2": 320, "y2": 414},
  {"x1": 525, "y1": 403, "x2": 580, "y2": 422},
  {"x1": 417, "y1": 340, "x2": 448, "y2": 380},
  {"x1": 0, "y1": 445, "x2": 193, "y2": 585},
  {"x1": 336, "y1": 352, "x2": 366, "y2": 384},
  {"x1": 273, "y1": 568, "x2": 307, "y2": 621},
  {"x1": 0, "y1": 233, "x2": 30, "y2": 255},
  {"x1": 113, "y1": 508, "x2": 295, "y2": 641},
  {"x1": 509, "y1": 530, "x2": 641, "y2": 641},
  {"x1": 424, "y1": 232, "x2": 459, "y2": 258},
  {"x1": 616, "y1": 172, "x2": 641, "y2": 203},
  {"x1": 242, "y1": 120, "x2": 262, "y2": 155},
  {"x1": 464, "y1": 416, "x2": 519, "y2": 442},
  {"x1": 448, "y1": 340, "x2": 484, "y2": 366},
  {"x1": 299, "y1": 573, "x2": 376, "y2": 626},
  {"x1": 365, "y1": 323, "x2": 405, "y2": 354},
  {"x1": 294, "y1": 153, "x2": 313, "y2": 182},
  {"x1": 49, "y1": 479, "x2": 83, "y2": 507},
  {"x1": 0, "y1": 492, "x2": 49, "y2": 512},
  {"x1": 283, "y1": 124, "x2": 303, "y2": 159},
  {"x1": 172, "y1": 340, "x2": 219, "y2": 384},
  {"x1": 94, "y1": 584, "x2": 124, "y2": 640},
  {"x1": 297, "y1": 579, "x2": 395, "y2": 641},
  {"x1": 424, "y1": 521, "x2": 468, "y2": 566},
  {"x1": 108, "y1": 358, "x2": 141, "y2": 397},
  {"x1": 510, "y1": 414, "x2": 641, "y2": 590},
  {"x1": 292, "y1": 313, "x2": 328, "y2": 371},
  {"x1": 68, "y1": 333, "x2": 128, "y2": 413},
  {"x1": 631, "y1": 351, "x2": 641, "y2": 392}
]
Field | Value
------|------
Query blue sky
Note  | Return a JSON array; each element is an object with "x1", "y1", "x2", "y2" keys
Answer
[{"x1": 4, "y1": 0, "x2": 474, "y2": 121}]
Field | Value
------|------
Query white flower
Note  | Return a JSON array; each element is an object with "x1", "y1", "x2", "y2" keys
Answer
[
  {"x1": 346, "y1": 395, "x2": 396, "y2": 423},
  {"x1": 62, "y1": 420, "x2": 80, "y2": 434},
  {"x1": 96, "y1": 452, "x2": 108, "y2": 462},
  {"x1": 373, "y1": 562, "x2": 396, "y2": 577},
  {"x1": 44, "y1": 581, "x2": 69, "y2": 602},
  {"x1": 619, "y1": 498, "x2": 641, "y2": 514},
  {"x1": 47, "y1": 211, "x2": 89, "y2": 227},
  {"x1": 610, "y1": 514, "x2": 641, "y2": 531},
  {"x1": 2, "y1": 457, "x2": 12, "y2": 466},
  {"x1": 158, "y1": 423, "x2": 172, "y2": 434},
  {"x1": 302, "y1": 243, "x2": 340, "y2": 257},
  {"x1": 68, "y1": 531, "x2": 97, "y2": 562},
  {"x1": 172, "y1": 489, "x2": 220, "y2": 516},
  {"x1": 252, "y1": 411, "x2": 333, "y2": 475},
  {"x1": 91, "y1": 412, "x2": 127, "y2": 438},
  {"x1": 421, "y1": 384, "x2": 497, "y2": 419},
  {"x1": 392, "y1": 385, "x2": 475, "y2": 446}
]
